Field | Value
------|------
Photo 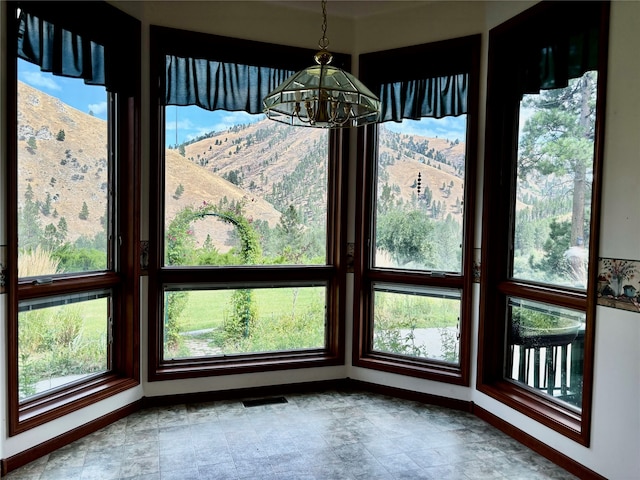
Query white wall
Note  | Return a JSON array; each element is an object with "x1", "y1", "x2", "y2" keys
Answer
[
  {"x1": 427, "y1": 1, "x2": 630, "y2": 478},
  {"x1": 353, "y1": 1, "x2": 640, "y2": 478},
  {"x1": 1, "y1": 2, "x2": 639, "y2": 478},
  {"x1": 475, "y1": 3, "x2": 640, "y2": 478}
]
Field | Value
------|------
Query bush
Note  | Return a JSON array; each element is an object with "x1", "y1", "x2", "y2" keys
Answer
[
  {"x1": 53, "y1": 245, "x2": 106, "y2": 272},
  {"x1": 165, "y1": 291, "x2": 189, "y2": 353},
  {"x1": 18, "y1": 306, "x2": 107, "y2": 400}
]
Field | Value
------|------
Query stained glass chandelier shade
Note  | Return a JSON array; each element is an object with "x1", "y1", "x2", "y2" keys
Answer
[{"x1": 263, "y1": 0, "x2": 381, "y2": 128}]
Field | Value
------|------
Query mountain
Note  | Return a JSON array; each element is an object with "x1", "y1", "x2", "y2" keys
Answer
[
  {"x1": 18, "y1": 81, "x2": 111, "y2": 242},
  {"x1": 17, "y1": 80, "x2": 468, "y2": 251},
  {"x1": 378, "y1": 127, "x2": 466, "y2": 220},
  {"x1": 17, "y1": 82, "x2": 283, "y2": 248}
]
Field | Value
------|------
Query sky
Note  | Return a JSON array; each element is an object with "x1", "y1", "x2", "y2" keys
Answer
[
  {"x1": 384, "y1": 116, "x2": 467, "y2": 143},
  {"x1": 19, "y1": 58, "x2": 469, "y2": 146},
  {"x1": 18, "y1": 59, "x2": 110, "y2": 120}
]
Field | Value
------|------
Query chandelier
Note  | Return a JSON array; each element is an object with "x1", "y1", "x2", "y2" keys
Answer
[{"x1": 263, "y1": 0, "x2": 381, "y2": 128}]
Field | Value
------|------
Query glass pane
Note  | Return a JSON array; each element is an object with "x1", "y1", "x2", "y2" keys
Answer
[
  {"x1": 17, "y1": 59, "x2": 110, "y2": 277},
  {"x1": 513, "y1": 72, "x2": 597, "y2": 289},
  {"x1": 374, "y1": 117, "x2": 466, "y2": 272},
  {"x1": 372, "y1": 283, "x2": 460, "y2": 364},
  {"x1": 18, "y1": 291, "x2": 110, "y2": 401},
  {"x1": 164, "y1": 107, "x2": 328, "y2": 267},
  {"x1": 505, "y1": 298, "x2": 585, "y2": 410},
  {"x1": 163, "y1": 286, "x2": 326, "y2": 359}
]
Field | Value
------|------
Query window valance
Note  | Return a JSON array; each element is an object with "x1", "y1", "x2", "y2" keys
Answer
[
  {"x1": 16, "y1": 1, "x2": 138, "y2": 95},
  {"x1": 519, "y1": 28, "x2": 600, "y2": 95},
  {"x1": 360, "y1": 35, "x2": 478, "y2": 122},
  {"x1": 496, "y1": 1, "x2": 603, "y2": 96},
  {"x1": 378, "y1": 74, "x2": 468, "y2": 122},
  {"x1": 153, "y1": 25, "x2": 351, "y2": 115},
  {"x1": 164, "y1": 55, "x2": 294, "y2": 114},
  {"x1": 18, "y1": 10, "x2": 105, "y2": 87}
]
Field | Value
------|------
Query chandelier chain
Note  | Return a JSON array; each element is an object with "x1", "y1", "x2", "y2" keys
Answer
[{"x1": 319, "y1": 0, "x2": 329, "y2": 50}]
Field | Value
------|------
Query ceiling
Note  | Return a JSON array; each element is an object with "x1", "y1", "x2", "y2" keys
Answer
[{"x1": 266, "y1": 0, "x2": 428, "y2": 19}]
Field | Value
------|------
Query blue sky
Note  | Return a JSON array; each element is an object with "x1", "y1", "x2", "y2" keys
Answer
[
  {"x1": 19, "y1": 59, "x2": 110, "y2": 120},
  {"x1": 166, "y1": 108, "x2": 468, "y2": 146},
  {"x1": 164, "y1": 106, "x2": 261, "y2": 147},
  {"x1": 18, "y1": 58, "x2": 256, "y2": 145},
  {"x1": 19, "y1": 58, "x2": 468, "y2": 145},
  {"x1": 384, "y1": 116, "x2": 467, "y2": 143}
]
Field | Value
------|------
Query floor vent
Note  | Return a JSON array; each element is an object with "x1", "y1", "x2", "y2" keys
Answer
[{"x1": 242, "y1": 396, "x2": 288, "y2": 408}]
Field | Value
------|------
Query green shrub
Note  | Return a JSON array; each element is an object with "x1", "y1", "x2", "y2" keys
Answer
[{"x1": 18, "y1": 306, "x2": 106, "y2": 400}]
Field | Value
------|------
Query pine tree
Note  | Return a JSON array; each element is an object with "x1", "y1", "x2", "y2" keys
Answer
[
  {"x1": 519, "y1": 71, "x2": 596, "y2": 248},
  {"x1": 19, "y1": 185, "x2": 43, "y2": 250},
  {"x1": 275, "y1": 205, "x2": 305, "y2": 262},
  {"x1": 79, "y1": 201, "x2": 89, "y2": 220},
  {"x1": 25, "y1": 184, "x2": 34, "y2": 201},
  {"x1": 57, "y1": 217, "x2": 68, "y2": 241},
  {"x1": 42, "y1": 193, "x2": 52, "y2": 216}
]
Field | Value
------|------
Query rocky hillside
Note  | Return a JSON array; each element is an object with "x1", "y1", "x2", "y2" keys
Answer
[{"x1": 18, "y1": 80, "x2": 468, "y2": 249}]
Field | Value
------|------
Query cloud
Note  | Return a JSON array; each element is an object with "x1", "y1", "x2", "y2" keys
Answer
[
  {"x1": 88, "y1": 101, "x2": 108, "y2": 116},
  {"x1": 164, "y1": 108, "x2": 263, "y2": 146},
  {"x1": 165, "y1": 118, "x2": 196, "y2": 131},
  {"x1": 22, "y1": 71, "x2": 61, "y2": 91},
  {"x1": 184, "y1": 125, "x2": 222, "y2": 142},
  {"x1": 208, "y1": 111, "x2": 261, "y2": 133},
  {"x1": 385, "y1": 116, "x2": 467, "y2": 141}
]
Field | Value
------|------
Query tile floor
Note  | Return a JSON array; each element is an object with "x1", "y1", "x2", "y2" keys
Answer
[{"x1": 4, "y1": 390, "x2": 578, "y2": 480}]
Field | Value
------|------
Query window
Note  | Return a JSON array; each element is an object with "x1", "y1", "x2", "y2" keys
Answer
[
  {"x1": 148, "y1": 26, "x2": 347, "y2": 380},
  {"x1": 7, "y1": 1, "x2": 140, "y2": 434},
  {"x1": 478, "y1": 1, "x2": 609, "y2": 444},
  {"x1": 354, "y1": 36, "x2": 480, "y2": 383}
]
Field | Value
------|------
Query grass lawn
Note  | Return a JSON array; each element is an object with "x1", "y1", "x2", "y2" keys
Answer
[
  {"x1": 77, "y1": 286, "x2": 460, "y2": 341},
  {"x1": 374, "y1": 291, "x2": 460, "y2": 328},
  {"x1": 173, "y1": 287, "x2": 326, "y2": 333}
]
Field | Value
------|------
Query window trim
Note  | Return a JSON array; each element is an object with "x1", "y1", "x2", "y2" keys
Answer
[
  {"x1": 477, "y1": 1, "x2": 610, "y2": 446},
  {"x1": 147, "y1": 26, "x2": 348, "y2": 381},
  {"x1": 6, "y1": 1, "x2": 140, "y2": 435},
  {"x1": 353, "y1": 35, "x2": 481, "y2": 385}
]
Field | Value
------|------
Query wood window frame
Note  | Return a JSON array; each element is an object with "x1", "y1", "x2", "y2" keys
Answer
[
  {"x1": 6, "y1": 1, "x2": 140, "y2": 435},
  {"x1": 477, "y1": 1, "x2": 610, "y2": 445},
  {"x1": 147, "y1": 26, "x2": 348, "y2": 381},
  {"x1": 353, "y1": 35, "x2": 481, "y2": 385}
]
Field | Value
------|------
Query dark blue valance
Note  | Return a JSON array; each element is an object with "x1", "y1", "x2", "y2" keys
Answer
[
  {"x1": 18, "y1": 10, "x2": 106, "y2": 86},
  {"x1": 16, "y1": 2, "x2": 139, "y2": 96},
  {"x1": 378, "y1": 73, "x2": 468, "y2": 122},
  {"x1": 359, "y1": 35, "x2": 479, "y2": 123},
  {"x1": 520, "y1": 28, "x2": 600, "y2": 95},
  {"x1": 165, "y1": 55, "x2": 295, "y2": 114}
]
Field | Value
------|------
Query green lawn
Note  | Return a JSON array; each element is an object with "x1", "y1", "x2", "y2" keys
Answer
[
  {"x1": 173, "y1": 287, "x2": 326, "y2": 333},
  {"x1": 374, "y1": 290, "x2": 460, "y2": 329}
]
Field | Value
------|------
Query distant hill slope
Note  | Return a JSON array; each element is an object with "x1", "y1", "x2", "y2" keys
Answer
[
  {"x1": 18, "y1": 80, "x2": 471, "y2": 250},
  {"x1": 379, "y1": 128, "x2": 466, "y2": 220},
  {"x1": 17, "y1": 82, "x2": 281, "y2": 247},
  {"x1": 18, "y1": 81, "x2": 110, "y2": 241},
  {"x1": 178, "y1": 117, "x2": 468, "y2": 224}
]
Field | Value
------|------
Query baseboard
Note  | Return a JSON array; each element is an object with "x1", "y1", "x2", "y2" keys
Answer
[
  {"x1": 345, "y1": 378, "x2": 474, "y2": 412},
  {"x1": 1, "y1": 400, "x2": 142, "y2": 476},
  {"x1": 141, "y1": 378, "x2": 349, "y2": 408},
  {"x1": 473, "y1": 404, "x2": 607, "y2": 480}
]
